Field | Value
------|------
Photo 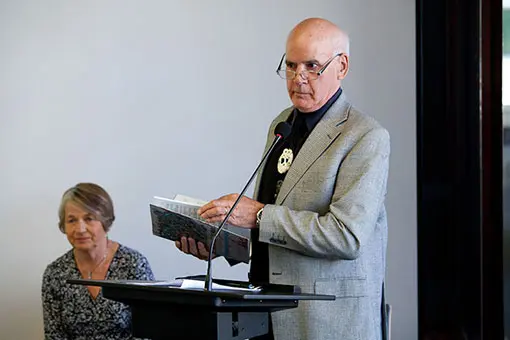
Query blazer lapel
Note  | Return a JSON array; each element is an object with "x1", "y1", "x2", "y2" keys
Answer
[{"x1": 275, "y1": 94, "x2": 351, "y2": 205}]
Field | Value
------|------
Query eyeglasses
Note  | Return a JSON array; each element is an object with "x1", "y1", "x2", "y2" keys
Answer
[{"x1": 276, "y1": 53, "x2": 342, "y2": 80}]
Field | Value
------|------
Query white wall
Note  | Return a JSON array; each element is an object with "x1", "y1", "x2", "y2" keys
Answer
[{"x1": 0, "y1": 1, "x2": 416, "y2": 339}]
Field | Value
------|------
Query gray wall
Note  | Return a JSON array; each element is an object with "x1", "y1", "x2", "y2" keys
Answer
[{"x1": 0, "y1": 1, "x2": 416, "y2": 339}]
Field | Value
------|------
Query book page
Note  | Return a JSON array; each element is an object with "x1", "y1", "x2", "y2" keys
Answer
[
  {"x1": 127, "y1": 279, "x2": 261, "y2": 292},
  {"x1": 173, "y1": 194, "x2": 208, "y2": 206},
  {"x1": 152, "y1": 196, "x2": 205, "y2": 221}
]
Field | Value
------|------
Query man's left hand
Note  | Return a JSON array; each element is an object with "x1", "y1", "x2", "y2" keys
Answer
[{"x1": 197, "y1": 194, "x2": 264, "y2": 229}]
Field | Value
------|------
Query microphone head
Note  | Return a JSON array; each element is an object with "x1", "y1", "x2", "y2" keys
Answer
[{"x1": 274, "y1": 121, "x2": 292, "y2": 140}]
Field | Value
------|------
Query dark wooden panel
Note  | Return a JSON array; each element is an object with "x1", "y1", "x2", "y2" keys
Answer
[{"x1": 416, "y1": 0, "x2": 503, "y2": 338}]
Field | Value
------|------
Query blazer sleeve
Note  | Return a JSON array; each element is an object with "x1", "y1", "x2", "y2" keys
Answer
[{"x1": 258, "y1": 127, "x2": 390, "y2": 259}]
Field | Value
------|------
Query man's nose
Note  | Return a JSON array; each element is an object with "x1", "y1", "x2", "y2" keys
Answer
[
  {"x1": 293, "y1": 76, "x2": 307, "y2": 87},
  {"x1": 292, "y1": 66, "x2": 308, "y2": 84}
]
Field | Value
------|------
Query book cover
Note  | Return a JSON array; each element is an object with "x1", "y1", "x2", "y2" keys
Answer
[{"x1": 149, "y1": 196, "x2": 250, "y2": 264}]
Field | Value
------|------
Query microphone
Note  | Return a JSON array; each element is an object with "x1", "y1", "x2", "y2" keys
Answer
[{"x1": 204, "y1": 121, "x2": 292, "y2": 291}]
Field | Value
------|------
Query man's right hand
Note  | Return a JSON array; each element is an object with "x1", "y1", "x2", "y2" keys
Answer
[{"x1": 175, "y1": 237, "x2": 215, "y2": 261}]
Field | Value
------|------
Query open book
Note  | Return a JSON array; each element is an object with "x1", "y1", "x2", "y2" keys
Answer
[{"x1": 150, "y1": 195, "x2": 250, "y2": 264}]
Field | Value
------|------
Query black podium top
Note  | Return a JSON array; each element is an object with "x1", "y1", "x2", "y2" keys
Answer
[{"x1": 68, "y1": 278, "x2": 335, "y2": 312}]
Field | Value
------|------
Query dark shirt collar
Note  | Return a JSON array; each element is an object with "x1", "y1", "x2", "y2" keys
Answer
[{"x1": 292, "y1": 87, "x2": 342, "y2": 132}]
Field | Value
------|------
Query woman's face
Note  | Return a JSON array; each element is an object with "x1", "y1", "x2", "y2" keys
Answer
[{"x1": 64, "y1": 202, "x2": 106, "y2": 251}]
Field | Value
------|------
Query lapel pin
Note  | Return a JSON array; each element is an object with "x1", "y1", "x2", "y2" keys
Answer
[{"x1": 278, "y1": 148, "x2": 294, "y2": 174}]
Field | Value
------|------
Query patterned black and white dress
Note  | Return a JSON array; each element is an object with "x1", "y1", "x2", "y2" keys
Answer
[{"x1": 42, "y1": 244, "x2": 155, "y2": 340}]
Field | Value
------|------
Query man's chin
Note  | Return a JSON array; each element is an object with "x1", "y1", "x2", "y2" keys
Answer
[
  {"x1": 293, "y1": 103, "x2": 314, "y2": 113},
  {"x1": 291, "y1": 99, "x2": 310, "y2": 111}
]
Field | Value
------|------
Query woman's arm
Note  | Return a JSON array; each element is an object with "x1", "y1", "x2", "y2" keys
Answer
[{"x1": 41, "y1": 267, "x2": 67, "y2": 340}]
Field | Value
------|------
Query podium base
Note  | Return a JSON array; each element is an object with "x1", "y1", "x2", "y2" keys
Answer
[{"x1": 131, "y1": 302, "x2": 269, "y2": 340}]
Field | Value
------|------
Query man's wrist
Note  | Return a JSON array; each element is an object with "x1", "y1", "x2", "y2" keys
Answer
[{"x1": 256, "y1": 206, "x2": 265, "y2": 228}]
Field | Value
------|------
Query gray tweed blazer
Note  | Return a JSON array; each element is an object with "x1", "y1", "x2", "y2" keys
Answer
[{"x1": 253, "y1": 92, "x2": 390, "y2": 340}]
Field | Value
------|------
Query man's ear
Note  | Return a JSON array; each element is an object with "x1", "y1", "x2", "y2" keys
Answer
[{"x1": 337, "y1": 54, "x2": 349, "y2": 80}]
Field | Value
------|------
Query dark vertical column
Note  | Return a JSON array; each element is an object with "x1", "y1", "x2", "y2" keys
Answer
[
  {"x1": 415, "y1": 0, "x2": 502, "y2": 338},
  {"x1": 480, "y1": 0, "x2": 503, "y2": 338}
]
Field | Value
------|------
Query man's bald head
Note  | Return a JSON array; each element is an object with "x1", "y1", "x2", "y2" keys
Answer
[
  {"x1": 287, "y1": 18, "x2": 349, "y2": 56},
  {"x1": 283, "y1": 18, "x2": 350, "y2": 113}
]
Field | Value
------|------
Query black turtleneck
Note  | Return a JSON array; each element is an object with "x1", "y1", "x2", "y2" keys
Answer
[{"x1": 249, "y1": 86, "x2": 342, "y2": 283}]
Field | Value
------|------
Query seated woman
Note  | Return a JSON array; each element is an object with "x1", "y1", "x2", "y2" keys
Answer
[{"x1": 42, "y1": 182, "x2": 155, "y2": 340}]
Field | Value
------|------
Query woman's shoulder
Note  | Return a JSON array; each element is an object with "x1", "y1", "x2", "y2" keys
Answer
[
  {"x1": 42, "y1": 250, "x2": 75, "y2": 290},
  {"x1": 44, "y1": 249, "x2": 74, "y2": 276},
  {"x1": 113, "y1": 243, "x2": 155, "y2": 280},
  {"x1": 115, "y1": 243, "x2": 149, "y2": 263}
]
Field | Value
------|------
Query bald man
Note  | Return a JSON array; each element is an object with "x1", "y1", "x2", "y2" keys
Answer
[{"x1": 177, "y1": 18, "x2": 390, "y2": 340}]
